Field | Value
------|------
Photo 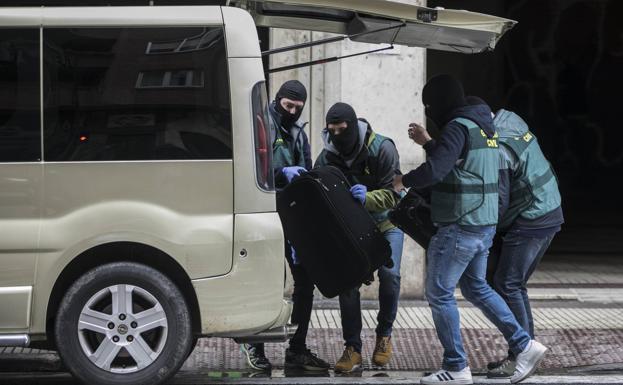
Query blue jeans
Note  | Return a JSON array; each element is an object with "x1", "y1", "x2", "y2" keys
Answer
[
  {"x1": 425, "y1": 224, "x2": 531, "y2": 371},
  {"x1": 339, "y1": 228, "x2": 404, "y2": 352},
  {"x1": 487, "y1": 231, "x2": 555, "y2": 342}
]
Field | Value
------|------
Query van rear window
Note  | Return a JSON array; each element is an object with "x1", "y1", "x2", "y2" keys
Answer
[
  {"x1": 43, "y1": 27, "x2": 232, "y2": 161},
  {"x1": 0, "y1": 28, "x2": 40, "y2": 162}
]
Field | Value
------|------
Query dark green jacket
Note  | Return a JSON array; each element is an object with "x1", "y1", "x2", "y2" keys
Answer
[{"x1": 315, "y1": 120, "x2": 401, "y2": 232}]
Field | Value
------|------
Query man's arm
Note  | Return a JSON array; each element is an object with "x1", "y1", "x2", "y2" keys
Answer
[
  {"x1": 365, "y1": 140, "x2": 401, "y2": 212},
  {"x1": 401, "y1": 121, "x2": 468, "y2": 189},
  {"x1": 301, "y1": 130, "x2": 313, "y2": 170},
  {"x1": 313, "y1": 150, "x2": 327, "y2": 169}
]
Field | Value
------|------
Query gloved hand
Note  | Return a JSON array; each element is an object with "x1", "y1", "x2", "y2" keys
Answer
[
  {"x1": 350, "y1": 184, "x2": 367, "y2": 205},
  {"x1": 282, "y1": 166, "x2": 307, "y2": 183}
]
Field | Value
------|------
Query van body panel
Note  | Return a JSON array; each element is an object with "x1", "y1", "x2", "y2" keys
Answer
[
  {"x1": 228, "y1": 57, "x2": 277, "y2": 214},
  {"x1": 42, "y1": 6, "x2": 223, "y2": 27},
  {"x1": 0, "y1": 8, "x2": 41, "y2": 26},
  {"x1": 0, "y1": 164, "x2": 41, "y2": 286},
  {"x1": 27, "y1": 161, "x2": 234, "y2": 334},
  {"x1": 39, "y1": 161, "x2": 234, "y2": 277},
  {"x1": 0, "y1": 286, "x2": 32, "y2": 330},
  {"x1": 222, "y1": 6, "x2": 261, "y2": 58},
  {"x1": 0, "y1": 164, "x2": 40, "y2": 331},
  {"x1": 0, "y1": 6, "x2": 225, "y2": 27},
  {"x1": 193, "y1": 212, "x2": 285, "y2": 335}
]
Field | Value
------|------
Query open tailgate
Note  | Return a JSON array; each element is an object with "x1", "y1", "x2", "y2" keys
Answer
[{"x1": 232, "y1": 0, "x2": 516, "y2": 53}]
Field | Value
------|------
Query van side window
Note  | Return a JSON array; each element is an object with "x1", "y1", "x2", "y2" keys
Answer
[
  {"x1": 0, "y1": 29, "x2": 41, "y2": 162},
  {"x1": 43, "y1": 27, "x2": 232, "y2": 161}
]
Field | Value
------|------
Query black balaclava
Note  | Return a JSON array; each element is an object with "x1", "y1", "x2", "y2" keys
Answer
[
  {"x1": 275, "y1": 80, "x2": 307, "y2": 129},
  {"x1": 422, "y1": 74, "x2": 467, "y2": 129},
  {"x1": 326, "y1": 102, "x2": 359, "y2": 159}
]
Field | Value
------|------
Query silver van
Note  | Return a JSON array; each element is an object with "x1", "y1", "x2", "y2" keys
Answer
[{"x1": 0, "y1": 2, "x2": 514, "y2": 385}]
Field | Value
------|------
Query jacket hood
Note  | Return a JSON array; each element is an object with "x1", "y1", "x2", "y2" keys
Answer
[
  {"x1": 448, "y1": 103, "x2": 496, "y2": 138},
  {"x1": 493, "y1": 109, "x2": 530, "y2": 138}
]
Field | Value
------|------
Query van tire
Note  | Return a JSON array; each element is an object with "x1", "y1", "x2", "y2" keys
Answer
[{"x1": 55, "y1": 262, "x2": 192, "y2": 385}]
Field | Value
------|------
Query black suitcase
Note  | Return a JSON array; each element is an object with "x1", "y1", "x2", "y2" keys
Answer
[
  {"x1": 277, "y1": 166, "x2": 392, "y2": 298},
  {"x1": 388, "y1": 188, "x2": 436, "y2": 249}
]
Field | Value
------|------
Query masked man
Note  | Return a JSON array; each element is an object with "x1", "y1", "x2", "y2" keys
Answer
[
  {"x1": 315, "y1": 102, "x2": 404, "y2": 373},
  {"x1": 241, "y1": 80, "x2": 330, "y2": 372}
]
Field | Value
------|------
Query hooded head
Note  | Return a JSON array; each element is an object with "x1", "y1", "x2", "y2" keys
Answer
[
  {"x1": 465, "y1": 95, "x2": 487, "y2": 107},
  {"x1": 325, "y1": 102, "x2": 360, "y2": 159},
  {"x1": 274, "y1": 80, "x2": 307, "y2": 129},
  {"x1": 422, "y1": 74, "x2": 467, "y2": 128}
]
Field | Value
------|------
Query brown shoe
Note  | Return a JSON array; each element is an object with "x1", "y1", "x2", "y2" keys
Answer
[
  {"x1": 334, "y1": 346, "x2": 362, "y2": 373},
  {"x1": 372, "y1": 336, "x2": 392, "y2": 366}
]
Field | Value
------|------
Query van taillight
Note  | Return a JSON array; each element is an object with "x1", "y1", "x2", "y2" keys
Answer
[
  {"x1": 252, "y1": 81, "x2": 274, "y2": 191},
  {"x1": 256, "y1": 114, "x2": 269, "y2": 184}
]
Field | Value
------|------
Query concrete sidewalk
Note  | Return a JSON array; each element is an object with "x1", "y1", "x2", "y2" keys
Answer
[
  {"x1": 2, "y1": 371, "x2": 623, "y2": 385},
  {"x1": 2, "y1": 301, "x2": 622, "y2": 381}
]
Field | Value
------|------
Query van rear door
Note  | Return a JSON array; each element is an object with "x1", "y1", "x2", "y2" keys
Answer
[{"x1": 234, "y1": 0, "x2": 516, "y2": 53}]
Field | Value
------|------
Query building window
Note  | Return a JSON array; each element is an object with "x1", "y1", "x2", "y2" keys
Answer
[
  {"x1": 0, "y1": 28, "x2": 40, "y2": 162},
  {"x1": 43, "y1": 27, "x2": 232, "y2": 162},
  {"x1": 145, "y1": 28, "x2": 223, "y2": 54},
  {"x1": 136, "y1": 69, "x2": 204, "y2": 88}
]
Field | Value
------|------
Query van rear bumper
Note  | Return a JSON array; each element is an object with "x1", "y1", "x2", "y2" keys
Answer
[{"x1": 231, "y1": 299, "x2": 294, "y2": 342}]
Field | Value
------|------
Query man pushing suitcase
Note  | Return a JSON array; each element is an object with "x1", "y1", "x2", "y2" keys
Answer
[{"x1": 314, "y1": 103, "x2": 404, "y2": 373}]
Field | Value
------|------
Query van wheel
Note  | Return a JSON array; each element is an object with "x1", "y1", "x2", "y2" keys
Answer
[
  {"x1": 187, "y1": 336, "x2": 199, "y2": 359},
  {"x1": 55, "y1": 262, "x2": 192, "y2": 385}
]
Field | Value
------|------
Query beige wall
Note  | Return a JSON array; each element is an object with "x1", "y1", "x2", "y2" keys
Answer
[{"x1": 269, "y1": 0, "x2": 427, "y2": 299}]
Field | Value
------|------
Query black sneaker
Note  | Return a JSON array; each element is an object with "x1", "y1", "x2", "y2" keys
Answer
[
  {"x1": 285, "y1": 348, "x2": 330, "y2": 371},
  {"x1": 241, "y1": 343, "x2": 272, "y2": 371},
  {"x1": 487, "y1": 355, "x2": 510, "y2": 370}
]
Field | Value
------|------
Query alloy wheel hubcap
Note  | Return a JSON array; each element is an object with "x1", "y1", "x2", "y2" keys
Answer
[{"x1": 77, "y1": 284, "x2": 168, "y2": 373}]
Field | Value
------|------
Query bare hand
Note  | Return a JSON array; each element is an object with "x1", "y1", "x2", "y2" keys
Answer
[
  {"x1": 392, "y1": 174, "x2": 405, "y2": 193},
  {"x1": 408, "y1": 123, "x2": 432, "y2": 146}
]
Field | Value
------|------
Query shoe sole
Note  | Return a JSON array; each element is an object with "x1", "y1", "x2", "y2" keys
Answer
[
  {"x1": 372, "y1": 358, "x2": 390, "y2": 367},
  {"x1": 284, "y1": 362, "x2": 329, "y2": 372},
  {"x1": 420, "y1": 378, "x2": 473, "y2": 385},
  {"x1": 511, "y1": 346, "x2": 547, "y2": 384},
  {"x1": 487, "y1": 373, "x2": 512, "y2": 379}
]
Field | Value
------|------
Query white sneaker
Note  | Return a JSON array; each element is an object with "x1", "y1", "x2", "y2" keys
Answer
[
  {"x1": 511, "y1": 340, "x2": 548, "y2": 383},
  {"x1": 420, "y1": 367, "x2": 473, "y2": 384}
]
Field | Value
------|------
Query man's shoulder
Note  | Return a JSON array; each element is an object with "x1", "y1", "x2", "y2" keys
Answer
[
  {"x1": 442, "y1": 119, "x2": 471, "y2": 140},
  {"x1": 314, "y1": 149, "x2": 329, "y2": 166}
]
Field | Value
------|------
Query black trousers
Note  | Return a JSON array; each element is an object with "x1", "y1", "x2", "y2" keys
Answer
[
  {"x1": 285, "y1": 242, "x2": 315, "y2": 352},
  {"x1": 248, "y1": 242, "x2": 315, "y2": 354}
]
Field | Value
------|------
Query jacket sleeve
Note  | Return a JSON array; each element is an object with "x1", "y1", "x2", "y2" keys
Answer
[
  {"x1": 274, "y1": 167, "x2": 288, "y2": 189},
  {"x1": 301, "y1": 130, "x2": 313, "y2": 170},
  {"x1": 364, "y1": 140, "x2": 401, "y2": 212},
  {"x1": 498, "y1": 145, "x2": 518, "y2": 223},
  {"x1": 401, "y1": 121, "x2": 468, "y2": 189}
]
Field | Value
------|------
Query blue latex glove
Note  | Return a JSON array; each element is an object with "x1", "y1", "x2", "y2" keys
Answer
[
  {"x1": 282, "y1": 166, "x2": 307, "y2": 183},
  {"x1": 350, "y1": 184, "x2": 367, "y2": 205}
]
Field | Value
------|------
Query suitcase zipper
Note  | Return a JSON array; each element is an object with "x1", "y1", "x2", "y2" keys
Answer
[{"x1": 314, "y1": 178, "x2": 331, "y2": 192}]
